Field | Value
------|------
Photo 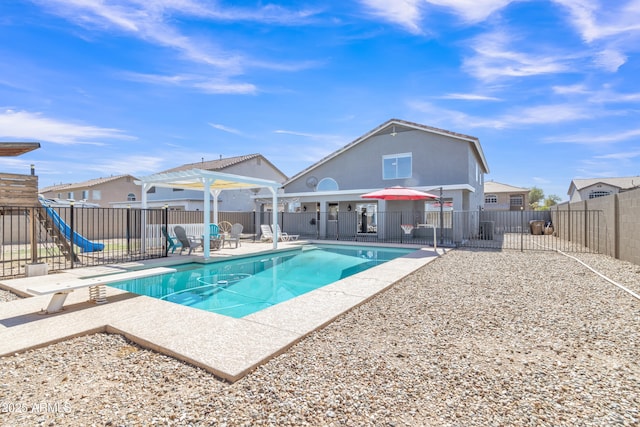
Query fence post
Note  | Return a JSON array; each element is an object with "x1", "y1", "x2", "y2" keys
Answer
[
  {"x1": 29, "y1": 207, "x2": 37, "y2": 263},
  {"x1": 126, "y1": 205, "x2": 131, "y2": 255},
  {"x1": 163, "y1": 205, "x2": 169, "y2": 257},
  {"x1": 583, "y1": 201, "x2": 588, "y2": 250},
  {"x1": 439, "y1": 187, "x2": 444, "y2": 245},
  {"x1": 520, "y1": 206, "x2": 524, "y2": 252},
  {"x1": 69, "y1": 203, "x2": 75, "y2": 268},
  {"x1": 614, "y1": 194, "x2": 620, "y2": 259},
  {"x1": 567, "y1": 203, "x2": 572, "y2": 242}
]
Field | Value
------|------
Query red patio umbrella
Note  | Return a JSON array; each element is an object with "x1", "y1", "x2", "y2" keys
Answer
[{"x1": 360, "y1": 186, "x2": 438, "y2": 200}]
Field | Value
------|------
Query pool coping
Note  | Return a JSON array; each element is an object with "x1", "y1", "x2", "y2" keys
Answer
[{"x1": 0, "y1": 241, "x2": 444, "y2": 382}]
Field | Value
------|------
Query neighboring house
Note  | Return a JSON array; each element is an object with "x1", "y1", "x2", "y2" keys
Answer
[
  {"x1": 280, "y1": 118, "x2": 489, "y2": 239},
  {"x1": 40, "y1": 174, "x2": 140, "y2": 207},
  {"x1": 483, "y1": 181, "x2": 530, "y2": 211},
  {"x1": 120, "y1": 154, "x2": 288, "y2": 211},
  {"x1": 567, "y1": 176, "x2": 640, "y2": 202}
]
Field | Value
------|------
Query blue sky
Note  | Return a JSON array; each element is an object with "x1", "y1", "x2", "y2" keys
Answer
[{"x1": 1, "y1": 0, "x2": 640, "y2": 200}]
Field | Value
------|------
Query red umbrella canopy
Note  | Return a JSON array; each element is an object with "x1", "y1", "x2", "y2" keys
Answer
[{"x1": 360, "y1": 186, "x2": 438, "y2": 200}]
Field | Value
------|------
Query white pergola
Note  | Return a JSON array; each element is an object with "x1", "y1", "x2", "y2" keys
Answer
[{"x1": 135, "y1": 169, "x2": 282, "y2": 258}]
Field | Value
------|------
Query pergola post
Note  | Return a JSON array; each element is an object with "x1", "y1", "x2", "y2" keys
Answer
[
  {"x1": 202, "y1": 178, "x2": 214, "y2": 259},
  {"x1": 271, "y1": 188, "x2": 278, "y2": 249}
]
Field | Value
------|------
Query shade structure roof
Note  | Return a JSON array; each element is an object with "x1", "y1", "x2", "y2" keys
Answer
[
  {"x1": 361, "y1": 186, "x2": 438, "y2": 200},
  {"x1": 0, "y1": 142, "x2": 40, "y2": 157},
  {"x1": 135, "y1": 168, "x2": 282, "y2": 192},
  {"x1": 135, "y1": 168, "x2": 283, "y2": 256}
]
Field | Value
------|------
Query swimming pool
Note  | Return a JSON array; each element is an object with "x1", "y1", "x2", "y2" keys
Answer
[{"x1": 109, "y1": 244, "x2": 414, "y2": 318}]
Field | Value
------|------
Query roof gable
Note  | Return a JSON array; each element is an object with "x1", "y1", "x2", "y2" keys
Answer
[
  {"x1": 568, "y1": 176, "x2": 640, "y2": 194},
  {"x1": 484, "y1": 181, "x2": 529, "y2": 193},
  {"x1": 160, "y1": 154, "x2": 286, "y2": 179},
  {"x1": 284, "y1": 118, "x2": 489, "y2": 186},
  {"x1": 40, "y1": 174, "x2": 135, "y2": 192}
]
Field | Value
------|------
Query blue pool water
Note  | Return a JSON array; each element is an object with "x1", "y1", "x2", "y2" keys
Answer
[{"x1": 109, "y1": 244, "x2": 413, "y2": 318}]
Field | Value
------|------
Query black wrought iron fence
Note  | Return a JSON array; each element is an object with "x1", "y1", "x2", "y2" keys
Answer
[
  {"x1": 1, "y1": 206, "x2": 605, "y2": 278},
  {"x1": 456, "y1": 209, "x2": 604, "y2": 253},
  {"x1": 0, "y1": 205, "x2": 167, "y2": 278},
  {"x1": 257, "y1": 209, "x2": 604, "y2": 253}
]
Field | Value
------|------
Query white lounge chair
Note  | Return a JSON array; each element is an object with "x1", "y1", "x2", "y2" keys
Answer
[
  {"x1": 273, "y1": 224, "x2": 299, "y2": 241},
  {"x1": 260, "y1": 224, "x2": 277, "y2": 242},
  {"x1": 261, "y1": 224, "x2": 290, "y2": 242}
]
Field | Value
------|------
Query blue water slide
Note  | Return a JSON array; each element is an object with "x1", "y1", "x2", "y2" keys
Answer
[{"x1": 41, "y1": 203, "x2": 104, "y2": 252}]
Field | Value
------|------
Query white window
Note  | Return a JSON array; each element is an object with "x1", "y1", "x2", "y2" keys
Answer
[
  {"x1": 127, "y1": 193, "x2": 136, "y2": 201},
  {"x1": 510, "y1": 195, "x2": 523, "y2": 207},
  {"x1": 92, "y1": 190, "x2": 101, "y2": 200},
  {"x1": 81, "y1": 190, "x2": 89, "y2": 199},
  {"x1": 317, "y1": 178, "x2": 339, "y2": 192},
  {"x1": 67, "y1": 192, "x2": 74, "y2": 200},
  {"x1": 589, "y1": 191, "x2": 610, "y2": 199},
  {"x1": 485, "y1": 194, "x2": 497, "y2": 204},
  {"x1": 383, "y1": 153, "x2": 412, "y2": 180}
]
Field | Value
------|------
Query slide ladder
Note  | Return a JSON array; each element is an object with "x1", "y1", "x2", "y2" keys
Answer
[
  {"x1": 34, "y1": 206, "x2": 78, "y2": 262},
  {"x1": 35, "y1": 202, "x2": 104, "y2": 261}
]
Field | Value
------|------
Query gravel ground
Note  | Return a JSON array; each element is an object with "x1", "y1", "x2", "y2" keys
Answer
[
  {"x1": 1, "y1": 249, "x2": 639, "y2": 426},
  {"x1": 0, "y1": 287, "x2": 21, "y2": 303}
]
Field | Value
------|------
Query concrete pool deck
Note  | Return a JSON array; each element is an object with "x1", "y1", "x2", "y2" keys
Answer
[{"x1": 0, "y1": 241, "x2": 444, "y2": 382}]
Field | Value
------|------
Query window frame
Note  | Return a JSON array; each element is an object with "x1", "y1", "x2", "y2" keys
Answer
[
  {"x1": 485, "y1": 194, "x2": 497, "y2": 204},
  {"x1": 510, "y1": 195, "x2": 523, "y2": 207},
  {"x1": 382, "y1": 152, "x2": 412, "y2": 180}
]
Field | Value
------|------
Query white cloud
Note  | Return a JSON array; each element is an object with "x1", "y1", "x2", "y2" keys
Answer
[
  {"x1": 426, "y1": 0, "x2": 514, "y2": 22},
  {"x1": 552, "y1": 84, "x2": 640, "y2": 103},
  {"x1": 358, "y1": 0, "x2": 515, "y2": 33},
  {"x1": 208, "y1": 123, "x2": 244, "y2": 135},
  {"x1": 593, "y1": 48, "x2": 627, "y2": 72},
  {"x1": 594, "y1": 150, "x2": 640, "y2": 160},
  {"x1": 552, "y1": 84, "x2": 590, "y2": 95},
  {"x1": 408, "y1": 100, "x2": 505, "y2": 128},
  {"x1": 502, "y1": 104, "x2": 592, "y2": 125},
  {"x1": 553, "y1": 0, "x2": 640, "y2": 43},
  {"x1": 439, "y1": 93, "x2": 502, "y2": 101},
  {"x1": 410, "y1": 100, "x2": 599, "y2": 129},
  {"x1": 358, "y1": 0, "x2": 424, "y2": 34},
  {"x1": 0, "y1": 110, "x2": 134, "y2": 145},
  {"x1": 532, "y1": 176, "x2": 552, "y2": 185},
  {"x1": 549, "y1": 128, "x2": 640, "y2": 145},
  {"x1": 272, "y1": 129, "x2": 348, "y2": 161},
  {"x1": 463, "y1": 31, "x2": 572, "y2": 81},
  {"x1": 33, "y1": 0, "x2": 320, "y2": 75},
  {"x1": 122, "y1": 72, "x2": 258, "y2": 95},
  {"x1": 90, "y1": 156, "x2": 165, "y2": 175}
]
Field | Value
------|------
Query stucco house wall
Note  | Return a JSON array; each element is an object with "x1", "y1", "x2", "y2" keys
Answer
[
  {"x1": 483, "y1": 181, "x2": 530, "y2": 211},
  {"x1": 40, "y1": 175, "x2": 140, "y2": 207}
]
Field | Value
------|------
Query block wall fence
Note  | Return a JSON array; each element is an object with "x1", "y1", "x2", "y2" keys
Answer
[{"x1": 551, "y1": 187, "x2": 640, "y2": 265}]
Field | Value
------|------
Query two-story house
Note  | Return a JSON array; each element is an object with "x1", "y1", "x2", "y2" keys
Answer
[{"x1": 279, "y1": 118, "x2": 489, "y2": 241}]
